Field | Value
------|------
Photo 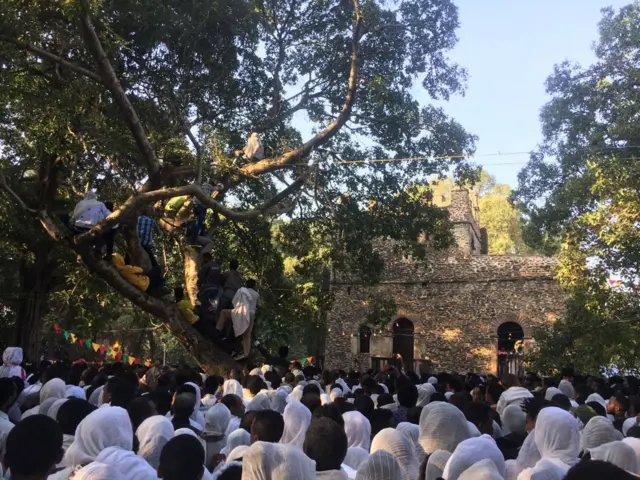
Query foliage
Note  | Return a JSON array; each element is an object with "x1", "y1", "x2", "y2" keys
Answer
[
  {"x1": 515, "y1": 3, "x2": 640, "y2": 373},
  {"x1": 0, "y1": 0, "x2": 476, "y2": 369}
]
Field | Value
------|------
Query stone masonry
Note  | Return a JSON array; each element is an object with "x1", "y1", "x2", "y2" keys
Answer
[{"x1": 324, "y1": 189, "x2": 567, "y2": 374}]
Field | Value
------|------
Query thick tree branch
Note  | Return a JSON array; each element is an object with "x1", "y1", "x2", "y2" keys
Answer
[
  {"x1": 78, "y1": 6, "x2": 162, "y2": 185},
  {"x1": 0, "y1": 35, "x2": 104, "y2": 84},
  {"x1": 241, "y1": 0, "x2": 364, "y2": 177}
]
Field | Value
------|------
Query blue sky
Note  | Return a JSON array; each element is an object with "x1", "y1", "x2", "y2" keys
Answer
[{"x1": 430, "y1": 0, "x2": 630, "y2": 188}]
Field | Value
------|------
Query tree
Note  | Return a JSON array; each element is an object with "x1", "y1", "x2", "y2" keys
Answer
[
  {"x1": 513, "y1": 3, "x2": 640, "y2": 372},
  {"x1": 0, "y1": 0, "x2": 476, "y2": 372}
]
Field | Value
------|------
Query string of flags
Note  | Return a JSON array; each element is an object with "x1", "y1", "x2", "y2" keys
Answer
[
  {"x1": 608, "y1": 280, "x2": 635, "y2": 288},
  {"x1": 296, "y1": 356, "x2": 315, "y2": 367},
  {"x1": 52, "y1": 324, "x2": 153, "y2": 367}
]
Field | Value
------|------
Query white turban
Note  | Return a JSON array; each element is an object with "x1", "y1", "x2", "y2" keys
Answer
[
  {"x1": 136, "y1": 415, "x2": 174, "y2": 469},
  {"x1": 581, "y1": 416, "x2": 623, "y2": 451},
  {"x1": 63, "y1": 406, "x2": 134, "y2": 468},
  {"x1": 280, "y1": 398, "x2": 311, "y2": 449},
  {"x1": 355, "y1": 450, "x2": 405, "y2": 480},
  {"x1": 442, "y1": 435, "x2": 505, "y2": 480},
  {"x1": 242, "y1": 442, "x2": 316, "y2": 480},
  {"x1": 343, "y1": 411, "x2": 372, "y2": 451},
  {"x1": 419, "y1": 402, "x2": 470, "y2": 454},
  {"x1": 371, "y1": 428, "x2": 419, "y2": 480}
]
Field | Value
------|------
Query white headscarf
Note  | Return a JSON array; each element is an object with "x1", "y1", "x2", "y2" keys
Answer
[
  {"x1": 581, "y1": 415, "x2": 623, "y2": 451},
  {"x1": 39, "y1": 397, "x2": 60, "y2": 416},
  {"x1": 95, "y1": 446, "x2": 158, "y2": 480},
  {"x1": 62, "y1": 406, "x2": 133, "y2": 468},
  {"x1": 280, "y1": 398, "x2": 311, "y2": 449},
  {"x1": 371, "y1": 428, "x2": 419, "y2": 480},
  {"x1": 243, "y1": 133, "x2": 264, "y2": 161},
  {"x1": 417, "y1": 384, "x2": 435, "y2": 407},
  {"x1": 458, "y1": 459, "x2": 504, "y2": 480},
  {"x1": 330, "y1": 388, "x2": 344, "y2": 402},
  {"x1": 242, "y1": 441, "x2": 316, "y2": 479},
  {"x1": 585, "y1": 393, "x2": 608, "y2": 410},
  {"x1": 557, "y1": 380, "x2": 574, "y2": 400},
  {"x1": 320, "y1": 393, "x2": 332, "y2": 406},
  {"x1": 272, "y1": 389, "x2": 289, "y2": 413},
  {"x1": 136, "y1": 415, "x2": 174, "y2": 469},
  {"x1": 504, "y1": 430, "x2": 540, "y2": 480},
  {"x1": 518, "y1": 407, "x2": 579, "y2": 480},
  {"x1": 543, "y1": 387, "x2": 561, "y2": 402},
  {"x1": 89, "y1": 385, "x2": 104, "y2": 407},
  {"x1": 203, "y1": 404, "x2": 231, "y2": 436},
  {"x1": 419, "y1": 402, "x2": 470, "y2": 454},
  {"x1": 40, "y1": 378, "x2": 67, "y2": 403},
  {"x1": 73, "y1": 191, "x2": 102, "y2": 219},
  {"x1": 344, "y1": 411, "x2": 372, "y2": 451},
  {"x1": 221, "y1": 428, "x2": 251, "y2": 456},
  {"x1": 426, "y1": 450, "x2": 451, "y2": 480},
  {"x1": 0, "y1": 347, "x2": 24, "y2": 379},
  {"x1": 67, "y1": 385, "x2": 87, "y2": 400},
  {"x1": 246, "y1": 393, "x2": 272, "y2": 412},
  {"x1": 185, "y1": 381, "x2": 205, "y2": 429},
  {"x1": 175, "y1": 428, "x2": 198, "y2": 438},
  {"x1": 227, "y1": 445, "x2": 250, "y2": 463},
  {"x1": 501, "y1": 404, "x2": 526, "y2": 436},
  {"x1": 397, "y1": 422, "x2": 426, "y2": 463},
  {"x1": 428, "y1": 377, "x2": 438, "y2": 385},
  {"x1": 289, "y1": 385, "x2": 304, "y2": 401},
  {"x1": 48, "y1": 398, "x2": 68, "y2": 421},
  {"x1": 355, "y1": 450, "x2": 405, "y2": 480},
  {"x1": 623, "y1": 417, "x2": 637, "y2": 436},
  {"x1": 223, "y1": 379, "x2": 243, "y2": 398},
  {"x1": 344, "y1": 447, "x2": 370, "y2": 470},
  {"x1": 589, "y1": 440, "x2": 640, "y2": 473},
  {"x1": 442, "y1": 435, "x2": 505, "y2": 480},
  {"x1": 70, "y1": 462, "x2": 117, "y2": 480}
]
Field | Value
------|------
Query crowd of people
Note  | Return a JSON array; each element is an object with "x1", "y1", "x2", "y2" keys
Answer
[{"x1": 1, "y1": 348, "x2": 640, "y2": 479}]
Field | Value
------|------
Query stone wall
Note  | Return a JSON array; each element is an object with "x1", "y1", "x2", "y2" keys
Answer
[{"x1": 326, "y1": 254, "x2": 566, "y2": 373}]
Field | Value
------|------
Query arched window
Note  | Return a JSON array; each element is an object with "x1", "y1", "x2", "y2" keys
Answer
[{"x1": 359, "y1": 325, "x2": 371, "y2": 354}]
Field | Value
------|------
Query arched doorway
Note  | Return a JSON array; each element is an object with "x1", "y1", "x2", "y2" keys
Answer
[
  {"x1": 393, "y1": 318, "x2": 414, "y2": 372},
  {"x1": 497, "y1": 322, "x2": 524, "y2": 378}
]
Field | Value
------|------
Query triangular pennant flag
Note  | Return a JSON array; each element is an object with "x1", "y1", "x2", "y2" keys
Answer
[
  {"x1": 301, "y1": 358, "x2": 308, "y2": 367},
  {"x1": 63, "y1": 331, "x2": 70, "y2": 340},
  {"x1": 85, "y1": 339, "x2": 92, "y2": 348},
  {"x1": 53, "y1": 324, "x2": 62, "y2": 334},
  {"x1": 99, "y1": 345, "x2": 106, "y2": 355},
  {"x1": 115, "y1": 352, "x2": 122, "y2": 362},
  {"x1": 133, "y1": 358, "x2": 141, "y2": 365},
  {"x1": 122, "y1": 354, "x2": 129, "y2": 364},
  {"x1": 92, "y1": 343, "x2": 100, "y2": 352},
  {"x1": 70, "y1": 333, "x2": 77, "y2": 343},
  {"x1": 609, "y1": 279, "x2": 616, "y2": 285},
  {"x1": 128, "y1": 357, "x2": 135, "y2": 365},
  {"x1": 78, "y1": 338, "x2": 85, "y2": 347},
  {"x1": 306, "y1": 356, "x2": 314, "y2": 363}
]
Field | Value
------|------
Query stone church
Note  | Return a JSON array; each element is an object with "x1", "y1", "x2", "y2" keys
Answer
[{"x1": 324, "y1": 189, "x2": 566, "y2": 374}]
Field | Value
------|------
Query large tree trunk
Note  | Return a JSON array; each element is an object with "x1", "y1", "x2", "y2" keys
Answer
[{"x1": 14, "y1": 246, "x2": 57, "y2": 362}]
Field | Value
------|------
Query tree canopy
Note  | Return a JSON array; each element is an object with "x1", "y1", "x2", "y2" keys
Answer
[
  {"x1": 515, "y1": 2, "x2": 640, "y2": 374},
  {"x1": 0, "y1": 0, "x2": 477, "y2": 371}
]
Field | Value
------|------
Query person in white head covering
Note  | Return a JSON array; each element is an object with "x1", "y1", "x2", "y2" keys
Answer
[
  {"x1": 0, "y1": 347, "x2": 25, "y2": 380},
  {"x1": 356, "y1": 450, "x2": 405, "y2": 480},
  {"x1": 416, "y1": 384, "x2": 435, "y2": 407},
  {"x1": 344, "y1": 447, "x2": 370, "y2": 470},
  {"x1": 581, "y1": 415, "x2": 623, "y2": 452},
  {"x1": 67, "y1": 385, "x2": 87, "y2": 400},
  {"x1": 396, "y1": 422, "x2": 426, "y2": 463},
  {"x1": 272, "y1": 389, "x2": 289, "y2": 414},
  {"x1": 501, "y1": 404, "x2": 527, "y2": 437},
  {"x1": 249, "y1": 368, "x2": 264, "y2": 378},
  {"x1": 136, "y1": 415, "x2": 174, "y2": 469},
  {"x1": 330, "y1": 388, "x2": 344, "y2": 403},
  {"x1": 241, "y1": 132, "x2": 264, "y2": 161},
  {"x1": 280, "y1": 398, "x2": 311, "y2": 449},
  {"x1": 504, "y1": 430, "x2": 540, "y2": 480},
  {"x1": 174, "y1": 427, "x2": 198, "y2": 438},
  {"x1": 419, "y1": 402, "x2": 470, "y2": 454},
  {"x1": 47, "y1": 399, "x2": 68, "y2": 421},
  {"x1": 50, "y1": 406, "x2": 134, "y2": 480},
  {"x1": 428, "y1": 377, "x2": 438, "y2": 385},
  {"x1": 343, "y1": 411, "x2": 372, "y2": 451},
  {"x1": 442, "y1": 435, "x2": 506, "y2": 480},
  {"x1": 370, "y1": 428, "x2": 419, "y2": 480},
  {"x1": 88, "y1": 386, "x2": 104, "y2": 407},
  {"x1": 243, "y1": 441, "x2": 316, "y2": 480},
  {"x1": 221, "y1": 428, "x2": 250, "y2": 456},
  {"x1": 557, "y1": 380, "x2": 575, "y2": 400},
  {"x1": 226, "y1": 445, "x2": 249, "y2": 463},
  {"x1": 95, "y1": 446, "x2": 157, "y2": 480},
  {"x1": 201, "y1": 403, "x2": 231, "y2": 465},
  {"x1": 543, "y1": 387, "x2": 561, "y2": 402},
  {"x1": 246, "y1": 393, "x2": 272, "y2": 412},
  {"x1": 623, "y1": 436, "x2": 640, "y2": 457},
  {"x1": 517, "y1": 407, "x2": 579, "y2": 480},
  {"x1": 289, "y1": 385, "x2": 304, "y2": 402},
  {"x1": 222, "y1": 379, "x2": 243, "y2": 399},
  {"x1": 496, "y1": 376, "x2": 533, "y2": 417},
  {"x1": 458, "y1": 459, "x2": 504, "y2": 480},
  {"x1": 586, "y1": 392, "x2": 608, "y2": 411},
  {"x1": 321, "y1": 393, "x2": 332, "y2": 406},
  {"x1": 589, "y1": 440, "x2": 640, "y2": 474},
  {"x1": 426, "y1": 450, "x2": 452, "y2": 480},
  {"x1": 184, "y1": 381, "x2": 206, "y2": 428},
  {"x1": 39, "y1": 397, "x2": 60, "y2": 416},
  {"x1": 70, "y1": 462, "x2": 118, "y2": 480},
  {"x1": 23, "y1": 378, "x2": 67, "y2": 419},
  {"x1": 622, "y1": 417, "x2": 637, "y2": 436}
]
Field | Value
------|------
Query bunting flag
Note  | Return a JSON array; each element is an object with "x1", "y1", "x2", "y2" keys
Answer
[{"x1": 52, "y1": 324, "x2": 153, "y2": 367}]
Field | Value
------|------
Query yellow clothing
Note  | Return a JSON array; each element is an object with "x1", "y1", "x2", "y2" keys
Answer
[
  {"x1": 111, "y1": 253, "x2": 150, "y2": 292},
  {"x1": 177, "y1": 299, "x2": 199, "y2": 325}
]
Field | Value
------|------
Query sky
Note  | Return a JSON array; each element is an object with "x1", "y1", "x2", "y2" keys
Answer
[{"x1": 428, "y1": 0, "x2": 630, "y2": 188}]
